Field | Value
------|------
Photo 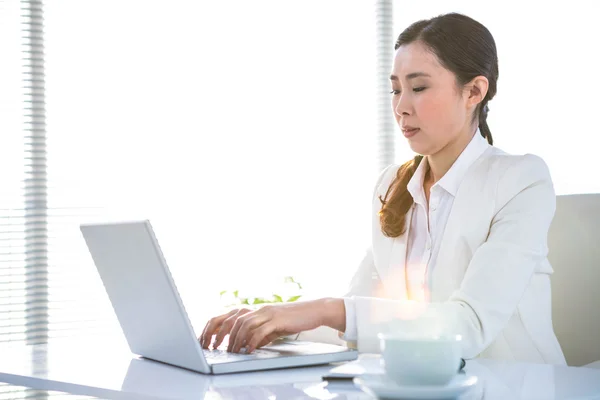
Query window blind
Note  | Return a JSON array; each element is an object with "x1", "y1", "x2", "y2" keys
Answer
[
  {"x1": 1, "y1": 0, "x2": 122, "y2": 349},
  {"x1": 0, "y1": 0, "x2": 49, "y2": 345},
  {"x1": 0, "y1": 1, "x2": 51, "y2": 399},
  {"x1": 375, "y1": 0, "x2": 395, "y2": 170}
]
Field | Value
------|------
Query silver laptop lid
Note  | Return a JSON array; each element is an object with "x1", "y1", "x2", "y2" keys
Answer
[{"x1": 80, "y1": 220, "x2": 211, "y2": 374}]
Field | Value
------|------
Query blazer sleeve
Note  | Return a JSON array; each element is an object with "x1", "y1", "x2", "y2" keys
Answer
[{"x1": 351, "y1": 155, "x2": 557, "y2": 357}]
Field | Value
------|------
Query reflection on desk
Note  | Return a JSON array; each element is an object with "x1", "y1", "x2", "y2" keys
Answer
[
  {"x1": 122, "y1": 352, "x2": 600, "y2": 400},
  {"x1": 123, "y1": 356, "x2": 360, "y2": 400},
  {"x1": 0, "y1": 336, "x2": 599, "y2": 400},
  {"x1": 0, "y1": 381, "x2": 103, "y2": 399}
]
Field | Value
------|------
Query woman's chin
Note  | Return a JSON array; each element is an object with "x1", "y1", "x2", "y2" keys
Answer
[{"x1": 407, "y1": 140, "x2": 434, "y2": 156}]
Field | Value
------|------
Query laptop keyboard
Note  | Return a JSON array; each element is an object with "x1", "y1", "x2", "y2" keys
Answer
[{"x1": 203, "y1": 348, "x2": 280, "y2": 364}]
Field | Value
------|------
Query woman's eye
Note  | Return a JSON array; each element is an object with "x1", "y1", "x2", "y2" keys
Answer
[{"x1": 390, "y1": 87, "x2": 425, "y2": 95}]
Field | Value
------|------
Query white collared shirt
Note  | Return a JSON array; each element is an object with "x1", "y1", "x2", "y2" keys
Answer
[
  {"x1": 343, "y1": 130, "x2": 490, "y2": 340},
  {"x1": 404, "y1": 130, "x2": 490, "y2": 301}
]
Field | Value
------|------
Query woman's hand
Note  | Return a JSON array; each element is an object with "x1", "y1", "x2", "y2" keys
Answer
[{"x1": 199, "y1": 298, "x2": 346, "y2": 353}]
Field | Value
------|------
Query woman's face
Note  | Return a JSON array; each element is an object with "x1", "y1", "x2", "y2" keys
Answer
[{"x1": 390, "y1": 41, "x2": 472, "y2": 156}]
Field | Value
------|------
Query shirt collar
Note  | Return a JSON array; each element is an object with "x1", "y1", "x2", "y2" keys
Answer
[
  {"x1": 407, "y1": 129, "x2": 490, "y2": 200},
  {"x1": 437, "y1": 129, "x2": 490, "y2": 196},
  {"x1": 407, "y1": 154, "x2": 429, "y2": 206}
]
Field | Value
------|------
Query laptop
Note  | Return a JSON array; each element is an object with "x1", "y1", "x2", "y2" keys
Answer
[{"x1": 80, "y1": 220, "x2": 358, "y2": 374}]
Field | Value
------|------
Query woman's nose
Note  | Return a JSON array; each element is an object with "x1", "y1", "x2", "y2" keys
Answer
[{"x1": 394, "y1": 95, "x2": 411, "y2": 116}]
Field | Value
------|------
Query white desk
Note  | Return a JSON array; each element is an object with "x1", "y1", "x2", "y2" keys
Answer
[{"x1": 0, "y1": 335, "x2": 599, "y2": 400}]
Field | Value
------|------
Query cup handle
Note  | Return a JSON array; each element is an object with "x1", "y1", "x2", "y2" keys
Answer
[{"x1": 459, "y1": 358, "x2": 466, "y2": 371}]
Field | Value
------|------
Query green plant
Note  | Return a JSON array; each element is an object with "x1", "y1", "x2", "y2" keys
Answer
[{"x1": 220, "y1": 276, "x2": 303, "y2": 307}]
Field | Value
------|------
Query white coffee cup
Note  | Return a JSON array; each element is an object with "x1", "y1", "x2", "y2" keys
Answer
[{"x1": 378, "y1": 333, "x2": 463, "y2": 386}]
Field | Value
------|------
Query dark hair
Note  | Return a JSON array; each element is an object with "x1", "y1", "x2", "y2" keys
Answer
[{"x1": 379, "y1": 13, "x2": 499, "y2": 238}]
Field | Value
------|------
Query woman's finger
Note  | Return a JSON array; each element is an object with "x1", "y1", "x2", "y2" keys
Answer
[
  {"x1": 246, "y1": 322, "x2": 278, "y2": 354},
  {"x1": 256, "y1": 332, "x2": 281, "y2": 350},
  {"x1": 200, "y1": 309, "x2": 237, "y2": 349},
  {"x1": 229, "y1": 313, "x2": 269, "y2": 353},
  {"x1": 229, "y1": 313, "x2": 261, "y2": 353},
  {"x1": 213, "y1": 309, "x2": 251, "y2": 349}
]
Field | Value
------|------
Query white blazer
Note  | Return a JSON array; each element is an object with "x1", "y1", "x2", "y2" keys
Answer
[{"x1": 300, "y1": 146, "x2": 566, "y2": 365}]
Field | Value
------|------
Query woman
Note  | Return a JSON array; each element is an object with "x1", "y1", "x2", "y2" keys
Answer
[{"x1": 200, "y1": 12, "x2": 566, "y2": 364}]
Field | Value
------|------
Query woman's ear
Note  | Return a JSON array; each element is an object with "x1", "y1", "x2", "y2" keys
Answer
[{"x1": 465, "y1": 75, "x2": 489, "y2": 109}]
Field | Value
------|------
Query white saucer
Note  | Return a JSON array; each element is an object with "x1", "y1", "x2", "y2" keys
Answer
[{"x1": 353, "y1": 373, "x2": 478, "y2": 400}]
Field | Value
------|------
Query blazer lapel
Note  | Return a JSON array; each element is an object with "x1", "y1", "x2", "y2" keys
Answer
[{"x1": 431, "y1": 150, "x2": 493, "y2": 301}]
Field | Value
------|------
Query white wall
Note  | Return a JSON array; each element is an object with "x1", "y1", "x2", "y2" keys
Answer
[
  {"x1": 44, "y1": 0, "x2": 379, "y2": 328},
  {"x1": 393, "y1": 1, "x2": 600, "y2": 195}
]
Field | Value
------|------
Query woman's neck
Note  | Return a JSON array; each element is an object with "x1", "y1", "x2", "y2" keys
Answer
[{"x1": 426, "y1": 127, "x2": 477, "y2": 184}]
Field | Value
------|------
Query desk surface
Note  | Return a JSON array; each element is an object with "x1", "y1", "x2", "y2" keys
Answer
[{"x1": 0, "y1": 335, "x2": 599, "y2": 400}]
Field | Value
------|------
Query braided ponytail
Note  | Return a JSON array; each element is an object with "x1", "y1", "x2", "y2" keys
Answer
[
  {"x1": 479, "y1": 102, "x2": 493, "y2": 145},
  {"x1": 378, "y1": 155, "x2": 423, "y2": 237}
]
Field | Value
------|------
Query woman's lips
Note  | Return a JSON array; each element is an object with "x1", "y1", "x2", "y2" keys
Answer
[{"x1": 402, "y1": 127, "x2": 420, "y2": 138}]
